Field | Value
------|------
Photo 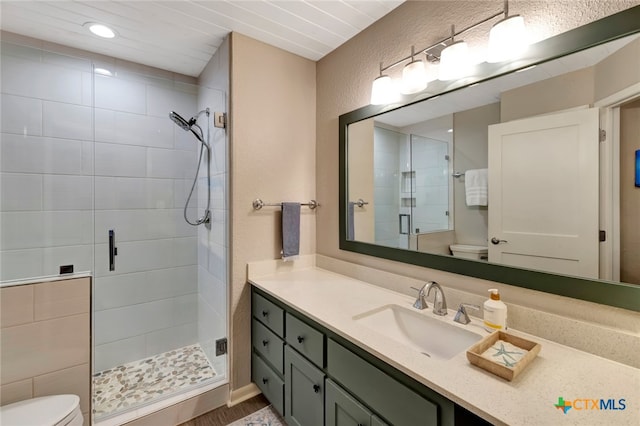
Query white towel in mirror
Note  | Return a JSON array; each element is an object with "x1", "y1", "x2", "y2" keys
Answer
[{"x1": 465, "y1": 168, "x2": 488, "y2": 206}]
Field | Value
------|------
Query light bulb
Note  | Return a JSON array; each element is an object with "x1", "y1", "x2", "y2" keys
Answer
[
  {"x1": 487, "y1": 15, "x2": 528, "y2": 63},
  {"x1": 401, "y1": 60, "x2": 427, "y2": 94},
  {"x1": 438, "y1": 41, "x2": 471, "y2": 81},
  {"x1": 370, "y1": 74, "x2": 398, "y2": 105},
  {"x1": 85, "y1": 23, "x2": 116, "y2": 39}
]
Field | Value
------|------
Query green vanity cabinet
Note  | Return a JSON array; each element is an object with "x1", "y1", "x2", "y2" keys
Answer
[
  {"x1": 327, "y1": 339, "x2": 448, "y2": 425},
  {"x1": 251, "y1": 292, "x2": 286, "y2": 416},
  {"x1": 285, "y1": 345, "x2": 326, "y2": 426},
  {"x1": 251, "y1": 286, "x2": 487, "y2": 426},
  {"x1": 326, "y1": 378, "x2": 388, "y2": 426}
]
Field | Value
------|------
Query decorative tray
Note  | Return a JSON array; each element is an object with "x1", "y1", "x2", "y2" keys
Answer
[{"x1": 466, "y1": 331, "x2": 541, "y2": 381}]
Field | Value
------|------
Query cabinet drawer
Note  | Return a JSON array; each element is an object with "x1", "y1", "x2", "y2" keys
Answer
[
  {"x1": 286, "y1": 313, "x2": 325, "y2": 368},
  {"x1": 252, "y1": 352, "x2": 284, "y2": 416},
  {"x1": 252, "y1": 318, "x2": 284, "y2": 374},
  {"x1": 328, "y1": 339, "x2": 446, "y2": 426},
  {"x1": 252, "y1": 291, "x2": 284, "y2": 336}
]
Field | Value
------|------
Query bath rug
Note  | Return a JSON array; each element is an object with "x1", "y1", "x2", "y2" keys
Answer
[{"x1": 228, "y1": 405, "x2": 286, "y2": 426}]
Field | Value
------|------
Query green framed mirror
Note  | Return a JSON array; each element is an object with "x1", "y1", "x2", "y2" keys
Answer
[{"x1": 339, "y1": 6, "x2": 640, "y2": 312}]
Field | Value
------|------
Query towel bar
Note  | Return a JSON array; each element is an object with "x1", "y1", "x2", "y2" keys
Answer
[{"x1": 252, "y1": 199, "x2": 319, "y2": 210}]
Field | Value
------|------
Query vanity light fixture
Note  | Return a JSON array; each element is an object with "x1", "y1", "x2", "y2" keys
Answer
[
  {"x1": 369, "y1": 2, "x2": 526, "y2": 104},
  {"x1": 84, "y1": 22, "x2": 117, "y2": 39},
  {"x1": 438, "y1": 26, "x2": 471, "y2": 81},
  {"x1": 370, "y1": 62, "x2": 399, "y2": 105},
  {"x1": 400, "y1": 46, "x2": 428, "y2": 94},
  {"x1": 487, "y1": 0, "x2": 529, "y2": 63}
]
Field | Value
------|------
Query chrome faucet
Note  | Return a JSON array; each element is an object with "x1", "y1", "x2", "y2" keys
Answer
[
  {"x1": 410, "y1": 283, "x2": 429, "y2": 310},
  {"x1": 454, "y1": 303, "x2": 480, "y2": 324},
  {"x1": 411, "y1": 281, "x2": 447, "y2": 315},
  {"x1": 426, "y1": 281, "x2": 448, "y2": 316}
]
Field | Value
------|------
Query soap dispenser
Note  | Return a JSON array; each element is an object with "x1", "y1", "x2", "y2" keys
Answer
[{"x1": 483, "y1": 289, "x2": 507, "y2": 332}]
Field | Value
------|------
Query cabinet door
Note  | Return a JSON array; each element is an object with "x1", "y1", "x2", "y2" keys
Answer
[
  {"x1": 285, "y1": 346, "x2": 324, "y2": 426},
  {"x1": 326, "y1": 378, "x2": 373, "y2": 426},
  {"x1": 371, "y1": 416, "x2": 388, "y2": 426}
]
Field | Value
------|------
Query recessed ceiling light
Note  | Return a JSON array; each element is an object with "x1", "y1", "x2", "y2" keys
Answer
[
  {"x1": 447, "y1": 128, "x2": 453, "y2": 133},
  {"x1": 84, "y1": 22, "x2": 117, "y2": 39},
  {"x1": 94, "y1": 67, "x2": 113, "y2": 76}
]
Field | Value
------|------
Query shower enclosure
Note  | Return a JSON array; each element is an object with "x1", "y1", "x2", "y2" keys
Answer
[{"x1": 0, "y1": 36, "x2": 229, "y2": 421}]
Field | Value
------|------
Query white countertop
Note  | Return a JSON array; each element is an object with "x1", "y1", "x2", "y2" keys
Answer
[{"x1": 249, "y1": 265, "x2": 640, "y2": 426}]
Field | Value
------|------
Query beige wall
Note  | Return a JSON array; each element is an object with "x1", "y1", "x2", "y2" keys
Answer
[
  {"x1": 315, "y1": 1, "x2": 639, "y2": 335},
  {"x1": 317, "y1": 0, "x2": 638, "y2": 265},
  {"x1": 229, "y1": 33, "x2": 316, "y2": 391},
  {"x1": 595, "y1": 37, "x2": 640, "y2": 101},
  {"x1": 453, "y1": 103, "x2": 499, "y2": 245},
  {"x1": 500, "y1": 67, "x2": 594, "y2": 122},
  {"x1": 0, "y1": 277, "x2": 90, "y2": 424},
  {"x1": 501, "y1": 37, "x2": 640, "y2": 121},
  {"x1": 347, "y1": 118, "x2": 375, "y2": 243},
  {"x1": 620, "y1": 99, "x2": 640, "y2": 283}
]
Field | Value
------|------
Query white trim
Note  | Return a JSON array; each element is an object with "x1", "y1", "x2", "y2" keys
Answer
[
  {"x1": 227, "y1": 383, "x2": 262, "y2": 407},
  {"x1": 598, "y1": 107, "x2": 613, "y2": 280},
  {"x1": 594, "y1": 82, "x2": 640, "y2": 108},
  {"x1": 0, "y1": 271, "x2": 92, "y2": 288},
  {"x1": 595, "y1": 83, "x2": 640, "y2": 282},
  {"x1": 612, "y1": 107, "x2": 621, "y2": 282}
]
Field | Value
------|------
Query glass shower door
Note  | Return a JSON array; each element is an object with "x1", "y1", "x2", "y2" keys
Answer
[{"x1": 91, "y1": 64, "x2": 227, "y2": 419}]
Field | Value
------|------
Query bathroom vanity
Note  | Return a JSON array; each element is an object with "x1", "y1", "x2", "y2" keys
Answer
[{"x1": 249, "y1": 260, "x2": 639, "y2": 425}]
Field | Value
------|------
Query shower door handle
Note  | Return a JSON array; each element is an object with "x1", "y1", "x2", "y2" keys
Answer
[
  {"x1": 399, "y1": 214, "x2": 410, "y2": 235},
  {"x1": 108, "y1": 230, "x2": 118, "y2": 271}
]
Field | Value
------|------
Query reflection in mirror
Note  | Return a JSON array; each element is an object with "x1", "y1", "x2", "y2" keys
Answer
[{"x1": 346, "y1": 32, "x2": 640, "y2": 286}]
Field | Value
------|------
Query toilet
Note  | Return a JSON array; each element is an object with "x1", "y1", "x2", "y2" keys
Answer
[
  {"x1": 449, "y1": 244, "x2": 488, "y2": 260},
  {"x1": 0, "y1": 395, "x2": 83, "y2": 426}
]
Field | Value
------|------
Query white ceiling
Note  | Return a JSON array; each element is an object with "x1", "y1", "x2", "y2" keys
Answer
[{"x1": 0, "y1": 0, "x2": 404, "y2": 77}]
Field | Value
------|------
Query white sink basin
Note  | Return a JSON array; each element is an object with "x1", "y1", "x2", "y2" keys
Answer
[{"x1": 353, "y1": 304, "x2": 483, "y2": 360}]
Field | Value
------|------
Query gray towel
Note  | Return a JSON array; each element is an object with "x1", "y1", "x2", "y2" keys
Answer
[
  {"x1": 281, "y1": 202, "x2": 301, "y2": 260},
  {"x1": 347, "y1": 202, "x2": 355, "y2": 240}
]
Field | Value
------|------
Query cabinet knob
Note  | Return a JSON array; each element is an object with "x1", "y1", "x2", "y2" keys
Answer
[
  {"x1": 262, "y1": 339, "x2": 269, "y2": 346},
  {"x1": 262, "y1": 377, "x2": 268, "y2": 384},
  {"x1": 313, "y1": 384, "x2": 320, "y2": 393},
  {"x1": 297, "y1": 336, "x2": 305, "y2": 344},
  {"x1": 262, "y1": 310, "x2": 269, "y2": 317}
]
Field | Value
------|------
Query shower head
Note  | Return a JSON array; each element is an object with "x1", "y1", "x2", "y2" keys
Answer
[{"x1": 169, "y1": 111, "x2": 195, "y2": 131}]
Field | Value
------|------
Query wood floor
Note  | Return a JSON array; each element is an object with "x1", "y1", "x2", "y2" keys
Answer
[{"x1": 178, "y1": 394, "x2": 270, "y2": 426}]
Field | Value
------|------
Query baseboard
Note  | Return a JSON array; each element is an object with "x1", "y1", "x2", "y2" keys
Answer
[{"x1": 227, "y1": 383, "x2": 262, "y2": 408}]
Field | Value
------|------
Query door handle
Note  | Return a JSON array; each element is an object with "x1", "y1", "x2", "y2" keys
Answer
[
  {"x1": 490, "y1": 237, "x2": 508, "y2": 245},
  {"x1": 108, "y1": 229, "x2": 118, "y2": 271}
]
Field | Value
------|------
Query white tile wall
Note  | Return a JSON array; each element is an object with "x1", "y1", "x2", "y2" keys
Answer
[
  {"x1": 0, "y1": 248, "x2": 44, "y2": 281},
  {"x1": 94, "y1": 74, "x2": 146, "y2": 114},
  {"x1": 42, "y1": 101, "x2": 92, "y2": 141},
  {"x1": 42, "y1": 175, "x2": 93, "y2": 211},
  {"x1": 1, "y1": 55, "x2": 85, "y2": 104},
  {"x1": 1, "y1": 39, "x2": 227, "y2": 377},
  {"x1": 0, "y1": 173, "x2": 43, "y2": 211},
  {"x1": 94, "y1": 266, "x2": 197, "y2": 311},
  {"x1": 1, "y1": 94, "x2": 43, "y2": 136},
  {"x1": 94, "y1": 142, "x2": 147, "y2": 177},
  {"x1": 94, "y1": 336, "x2": 147, "y2": 372},
  {"x1": 94, "y1": 298, "x2": 175, "y2": 345},
  {"x1": 1, "y1": 134, "x2": 83, "y2": 175}
]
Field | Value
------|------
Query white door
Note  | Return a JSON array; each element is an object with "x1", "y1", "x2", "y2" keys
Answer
[{"x1": 488, "y1": 108, "x2": 599, "y2": 279}]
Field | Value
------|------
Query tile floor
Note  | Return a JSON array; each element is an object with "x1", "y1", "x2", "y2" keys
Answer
[{"x1": 93, "y1": 343, "x2": 217, "y2": 418}]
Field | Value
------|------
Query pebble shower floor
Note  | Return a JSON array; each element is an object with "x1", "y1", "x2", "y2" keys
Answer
[{"x1": 92, "y1": 343, "x2": 217, "y2": 418}]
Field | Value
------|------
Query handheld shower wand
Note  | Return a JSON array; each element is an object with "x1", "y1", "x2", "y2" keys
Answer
[{"x1": 169, "y1": 109, "x2": 212, "y2": 228}]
